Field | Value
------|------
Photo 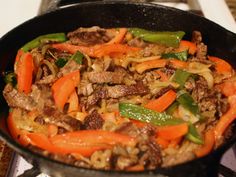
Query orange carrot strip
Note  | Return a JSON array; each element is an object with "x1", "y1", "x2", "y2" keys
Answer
[
  {"x1": 7, "y1": 112, "x2": 31, "y2": 146},
  {"x1": 145, "y1": 90, "x2": 177, "y2": 112},
  {"x1": 28, "y1": 133, "x2": 109, "y2": 156},
  {"x1": 107, "y1": 28, "x2": 127, "y2": 44},
  {"x1": 17, "y1": 52, "x2": 34, "y2": 94},
  {"x1": 94, "y1": 44, "x2": 140, "y2": 58},
  {"x1": 169, "y1": 59, "x2": 188, "y2": 69},
  {"x1": 194, "y1": 129, "x2": 215, "y2": 158},
  {"x1": 130, "y1": 119, "x2": 147, "y2": 128},
  {"x1": 156, "y1": 70, "x2": 169, "y2": 81},
  {"x1": 52, "y1": 70, "x2": 80, "y2": 110},
  {"x1": 169, "y1": 137, "x2": 182, "y2": 148},
  {"x1": 215, "y1": 95, "x2": 236, "y2": 139},
  {"x1": 208, "y1": 56, "x2": 232, "y2": 77},
  {"x1": 178, "y1": 40, "x2": 197, "y2": 55},
  {"x1": 135, "y1": 59, "x2": 167, "y2": 74},
  {"x1": 14, "y1": 49, "x2": 24, "y2": 64},
  {"x1": 51, "y1": 130, "x2": 136, "y2": 147},
  {"x1": 52, "y1": 43, "x2": 96, "y2": 57},
  {"x1": 126, "y1": 165, "x2": 145, "y2": 171},
  {"x1": 156, "y1": 123, "x2": 188, "y2": 140},
  {"x1": 156, "y1": 137, "x2": 170, "y2": 149}
]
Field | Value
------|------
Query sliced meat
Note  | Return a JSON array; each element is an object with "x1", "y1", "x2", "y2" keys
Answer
[
  {"x1": 3, "y1": 84, "x2": 38, "y2": 111},
  {"x1": 87, "y1": 68, "x2": 126, "y2": 84},
  {"x1": 67, "y1": 26, "x2": 112, "y2": 46},
  {"x1": 83, "y1": 110, "x2": 104, "y2": 130},
  {"x1": 138, "y1": 140, "x2": 162, "y2": 169},
  {"x1": 107, "y1": 82, "x2": 149, "y2": 99},
  {"x1": 43, "y1": 106, "x2": 81, "y2": 131},
  {"x1": 196, "y1": 43, "x2": 207, "y2": 61},
  {"x1": 154, "y1": 85, "x2": 175, "y2": 98},
  {"x1": 86, "y1": 87, "x2": 107, "y2": 107}
]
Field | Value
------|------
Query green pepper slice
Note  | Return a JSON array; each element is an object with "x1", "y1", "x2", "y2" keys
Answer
[
  {"x1": 162, "y1": 50, "x2": 188, "y2": 61},
  {"x1": 186, "y1": 123, "x2": 203, "y2": 144},
  {"x1": 71, "y1": 51, "x2": 84, "y2": 64},
  {"x1": 55, "y1": 58, "x2": 68, "y2": 68},
  {"x1": 129, "y1": 28, "x2": 185, "y2": 47},
  {"x1": 172, "y1": 69, "x2": 192, "y2": 88},
  {"x1": 119, "y1": 103, "x2": 184, "y2": 126},
  {"x1": 176, "y1": 90, "x2": 202, "y2": 120},
  {"x1": 21, "y1": 33, "x2": 67, "y2": 52}
]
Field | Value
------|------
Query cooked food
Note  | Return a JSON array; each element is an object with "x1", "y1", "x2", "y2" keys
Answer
[{"x1": 3, "y1": 26, "x2": 236, "y2": 170}]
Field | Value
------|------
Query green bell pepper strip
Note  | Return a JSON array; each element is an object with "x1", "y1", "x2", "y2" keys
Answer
[
  {"x1": 21, "y1": 33, "x2": 67, "y2": 52},
  {"x1": 172, "y1": 69, "x2": 192, "y2": 88},
  {"x1": 166, "y1": 102, "x2": 179, "y2": 115},
  {"x1": 186, "y1": 123, "x2": 203, "y2": 144},
  {"x1": 71, "y1": 51, "x2": 84, "y2": 64},
  {"x1": 119, "y1": 103, "x2": 185, "y2": 126},
  {"x1": 55, "y1": 58, "x2": 68, "y2": 68},
  {"x1": 129, "y1": 28, "x2": 185, "y2": 47},
  {"x1": 161, "y1": 50, "x2": 188, "y2": 61},
  {"x1": 176, "y1": 90, "x2": 202, "y2": 120},
  {"x1": 4, "y1": 72, "x2": 17, "y2": 86}
]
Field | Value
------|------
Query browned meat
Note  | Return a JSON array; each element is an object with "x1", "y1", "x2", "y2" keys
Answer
[
  {"x1": 138, "y1": 140, "x2": 162, "y2": 169},
  {"x1": 83, "y1": 110, "x2": 104, "y2": 130},
  {"x1": 191, "y1": 31, "x2": 202, "y2": 44},
  {"x1": 154, "y1": 85, "x2": 175, "y2": 98},
  {"x1": 3, "y1": 84, "x2": 38, "y2": 111},
  {"x1": 128, "y1": 38, "x2": 147, "y2": 48},
  {"x1": 67, "y1": 26, "x2": 111, "y2": 46},
  {"x1": 43, "y1": 106, "x2": 81, "y2": 131},
  {"x1": 196, "y1": 43, "x2": 207, "y2": 60},
  {"x1": 86, "y1": 87, "x2": 107, "y2": 107},
  {"x1": 87, "y1": 68, "x2": 126, "y2": 84},
  {"x1": 107, "y1": 82, "x2": 149, "y2": 99}
]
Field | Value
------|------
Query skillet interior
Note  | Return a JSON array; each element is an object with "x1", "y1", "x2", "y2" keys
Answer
[{"x1": 0, "y1": 1, "x2": 236, "y2": 177}]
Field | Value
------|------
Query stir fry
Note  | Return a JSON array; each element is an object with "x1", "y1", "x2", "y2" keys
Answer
[{"x1": 3, "y1": 26, "x2": 236, "y2": 170}]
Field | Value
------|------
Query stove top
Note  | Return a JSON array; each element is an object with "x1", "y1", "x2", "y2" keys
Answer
[{"x1": 0, "y1": 1, "x2": 236, "y2": 177}]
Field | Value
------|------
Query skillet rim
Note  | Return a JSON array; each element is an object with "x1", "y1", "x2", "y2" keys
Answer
[{"x1": 0, "y1": 1, "x2": 235, "y2": 175}]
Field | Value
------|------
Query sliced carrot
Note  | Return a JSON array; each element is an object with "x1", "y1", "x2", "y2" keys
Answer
[
  {"x1": 28, "y1": 132, "x2": 110, "y2": 156},
  {"x1": 177, "y1": 40, "x2": 197, "y2": 55},
  {"x1": 126, "y1": 165, "x2": 144, "y2": 171},
  {"x1": 156, "y1": 70, "x2": 169, "y2": 81},
  {"x1": 156, "y1": 137, "x2": 169, "y2": 149},
  {"x1": 130, "y1": 119, "x2": 147, "y2": 128},
  {"x1": 67, "y1": 90, "x2": 80, "y2": 115},
  {"x1": 50, "y1": 130, "x2": 136, "y2": 147},
  {"x1": 169, "y1": 59, "x2": 188, "y2": 69},
  {"x1": 52, "y1": 43, "x2": 96, "y2": 57},
  {"x1": 194, "y1": 129, "x2": 215, "y2": 158},
  {"x1": 94, "y1": 44, "x2": 140, "y2": 58},
  {"x1": 7, "y1": 112, "x2": 31, "y2": 146},
  {"x1": 135, "y1": 59, "x2": 167, "y2": 74},
  {"x1": 215, "y1": 95, "x2": 236, "y2": 139},
  {"x1": 156, "y1": 123, "x2": 188, "y2": 140},
  {"x1": 52, "y1": 70, "x2": 80, "y2": 110},
  {"x1": 169, "y1": 137, "x2": 182, "y2": 148},
  {"x1": 208, "y1": 56, "x2": 232, "y2": 77},
  {"x1": 216, "y1": 80, "x2": 236, "y2": 97},
  {"x1": 145, "y1": 90, "x2": 176, "y2": 112},
  {"x1": 14, "y1": 49, "x2": 24, "y2": 64},
  {"x1": 107, "y1": 28, "x2": 127, "y2": 44},
  {"x1": 48, "y1": 124, "x2": 58, "y2": 138},
  {"x1": 17, "y1": 52, "x2": 34, "y2": 94}
]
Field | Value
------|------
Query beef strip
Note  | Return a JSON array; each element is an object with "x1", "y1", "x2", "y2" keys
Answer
[
  {"x1": 83, "y1": 110, "x2": 104, "y2": 130},
  {"x1": 3, "y1": 84, "x2": 38, "y2": 111},
  {"x1": 196, "y1": 43, "x2": 207, "y2": 61},
  {"x1": 67, "y1": 26, "x2": 112, "y2": 46},
  {"x1": 87, "y1": 67, "x2": 126, "y2": 84},
  {"x1": 191, "y1": 31, "x2": 202, "y2": 44},
  {"x1": 43, "y1": 106, "x2": 81, "y2": 131},
  {"x1": 106, "y1": 82, "x2": 149, "y2": 99}
]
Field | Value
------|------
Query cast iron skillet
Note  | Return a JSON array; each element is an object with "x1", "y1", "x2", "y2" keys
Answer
[{"x1": 0, "y1": 1, "x2": 236, "y2": 177}]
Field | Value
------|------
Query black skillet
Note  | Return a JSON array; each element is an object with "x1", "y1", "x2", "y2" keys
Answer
[{"x1": 0, "y1": 1, "x2": 236, "y2": 177}]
